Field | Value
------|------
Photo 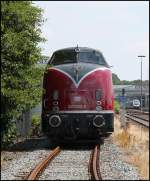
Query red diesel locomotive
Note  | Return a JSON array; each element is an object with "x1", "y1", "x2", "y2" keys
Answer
[{"x1": 41, "y1": 47, "x2": 114, "y2": 144}]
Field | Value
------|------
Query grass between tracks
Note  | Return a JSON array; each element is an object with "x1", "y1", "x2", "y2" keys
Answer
[{"x1": 112, "y1": 114, "x2": 149, "y2": 180}]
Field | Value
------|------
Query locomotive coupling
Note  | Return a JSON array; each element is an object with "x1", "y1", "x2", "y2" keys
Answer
[
  {"x1": 49, "y1": 115, "x2": 62, "y2": 127},
  {"x1": 93, "y1": 115, "x2": 105, "y2": 128}
]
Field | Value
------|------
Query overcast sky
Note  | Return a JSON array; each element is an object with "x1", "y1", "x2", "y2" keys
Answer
[{"x1": 34, "y1": 1, "x2": 149, "y2": 81}]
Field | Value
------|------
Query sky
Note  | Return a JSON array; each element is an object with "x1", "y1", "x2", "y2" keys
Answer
[{"x1": 33, "y1": 1, "x2": 149, "y2": 81}]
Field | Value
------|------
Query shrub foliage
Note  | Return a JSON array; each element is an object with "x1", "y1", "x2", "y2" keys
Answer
[{"x1": 1, "y1": 1, "x2": 45, "y2": 145}]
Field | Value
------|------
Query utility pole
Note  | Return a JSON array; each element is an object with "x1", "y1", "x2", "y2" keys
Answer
[{"x1": 138, "y1": 55, "x2": 146, "y2": 112}]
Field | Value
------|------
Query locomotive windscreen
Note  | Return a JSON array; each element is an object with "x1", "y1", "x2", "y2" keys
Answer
[
  {"x1": 49, "y1": 49, "x2": 109, "y2": 67},
  {"x1": 50, "y1": 50, "x2": 76, "y2": 65}
]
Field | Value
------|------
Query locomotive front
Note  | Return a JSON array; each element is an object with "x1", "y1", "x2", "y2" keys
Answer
[{"x1": 41, "y1": 47, "x2": 114, "y2": 143}]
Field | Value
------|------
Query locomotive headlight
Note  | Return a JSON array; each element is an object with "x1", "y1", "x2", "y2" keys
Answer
[
  {"x1": 53, "y1": 90, "x2": 59, "y2": 100},
  {"x1": 96, "y1": 106, "x2": 102, "y2": 111},
  {"x1": 93, "y1": 115, "x2": 105, "y2": 128},
  {"x1": 95, "y1": 89, "x2": 102, "y2": 100},
  {"x1": 49, "y1": 115, "x2": 61, "y2": 127}
]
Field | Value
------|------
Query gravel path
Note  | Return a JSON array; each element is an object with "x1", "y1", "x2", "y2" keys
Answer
[{"x1": 1, "y1": 137, "x2": 140, "y2": 180}]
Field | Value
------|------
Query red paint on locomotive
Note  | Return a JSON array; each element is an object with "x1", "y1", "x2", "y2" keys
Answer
[{"x1": 43, "y1": 67, "x2": 114, "y2": 111}]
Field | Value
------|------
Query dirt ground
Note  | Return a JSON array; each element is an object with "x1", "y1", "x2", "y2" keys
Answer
[{"x1": 112, "y1": 114, "x2": 149, "y2": 180}]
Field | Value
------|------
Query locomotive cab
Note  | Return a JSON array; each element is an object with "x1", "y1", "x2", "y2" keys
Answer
[{"x1": 41, "y1": 47, "x2": 114, "y2": 144}]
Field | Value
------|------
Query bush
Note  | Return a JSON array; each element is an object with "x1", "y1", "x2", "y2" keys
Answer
[
  {"x1": 1, "y1": 122, "x2": 17, "y2": 148},
  {"x1": 1, "y1": 1, "x2": 45, "y2": 145},
  {"x1": 31, "y1": 114, "x2": 41, "y2": 136},
  {"x1": 114, "y1": 100, "x2": 120, "y2": 114}
]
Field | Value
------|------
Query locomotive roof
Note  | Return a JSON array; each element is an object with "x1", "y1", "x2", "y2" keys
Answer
[{"x1": 54, "y1": 47, "x2": 103, "y2": 53}]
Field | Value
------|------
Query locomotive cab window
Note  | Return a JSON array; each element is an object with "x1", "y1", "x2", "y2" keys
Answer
[
  {"x1": 49, "y1": 49, "x2": 109, "y2": 67},
  {"x1": 78, "y1": 51, "x2": 107, "y2": 66},
  {"x1": 50, "y1": 50, "x2": 77, "y2": 65}
]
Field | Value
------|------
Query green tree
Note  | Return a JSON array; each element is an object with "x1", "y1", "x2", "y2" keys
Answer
[
  {"x1": 112, "y1": 73, "x2": 121, "y2": 85},
  {"x1": 1, "y1": 1, "x2": 45, "y2": 144},
  {"x1": 121, "y1": 80, "x2": 130, "y2": 85},
  {"x1": 114, "y1": 100, "x2": 120, "y2": 114}
]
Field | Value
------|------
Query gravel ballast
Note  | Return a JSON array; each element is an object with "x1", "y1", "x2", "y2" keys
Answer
[
  {"x1": 39, "y1": 150, "x2": 90, "y2": 180},
  {"x1": 1, "y1": 137, "x2": 140, "y2": 180},
  {"x1": 100, "y1": 139, "x2": 140, "y2": 180},
  {"x1": 1, "y1": 150, "x2": 50, "y2": 180}
]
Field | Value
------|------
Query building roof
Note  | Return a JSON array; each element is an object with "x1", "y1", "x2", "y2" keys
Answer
[
  {"x1": 113, "y1": 84, "x2": 149, "y2": 91},
  {"x1": 113, "y1": 85, "x2": 133, "y2": 90}
]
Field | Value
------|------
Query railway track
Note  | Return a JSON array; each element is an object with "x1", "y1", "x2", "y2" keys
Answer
[
  {"x1": 88, "y1": 144, "x2": 102, "y2": 180},
  {"x1": 125, "y1": 109, "x2": 149, "y2": 127},
  {"x1": 27, "y1": 145, "x2": 102, "y2": 180},
  {"x1": 27, "y1": 146, "x2": 61, "y2": 180},
  {"x1": 126, "y1": 108, "x2": 149, "y2": 115}
]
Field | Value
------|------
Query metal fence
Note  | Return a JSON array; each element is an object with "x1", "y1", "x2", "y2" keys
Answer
[{"x1": 15, "y1": 104, "x2": 42, "y2": 138}]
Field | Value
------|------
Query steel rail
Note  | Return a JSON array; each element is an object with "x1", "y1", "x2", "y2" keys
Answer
[
  {"x1": 27, "y1": 146, "x2": 61, "y2": 180},
  {"x1": 88, "y1": 149, "x2": 94, "y2": 180},
  {"x1": 126, "y1": 109, "x2": 149, "y2": 115},
  {"x1": 125, "y1": 114, "x2": 149, "y2": 127},
  {"x1": 126, "y1": 112, "x2": 149, "y2": 121},
  {"x1": 129, "y1": 114, "x2": 148, "y2": 121},
  {"x1": 89, "y1": 145, "x2": 102, "y2": 180}
]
